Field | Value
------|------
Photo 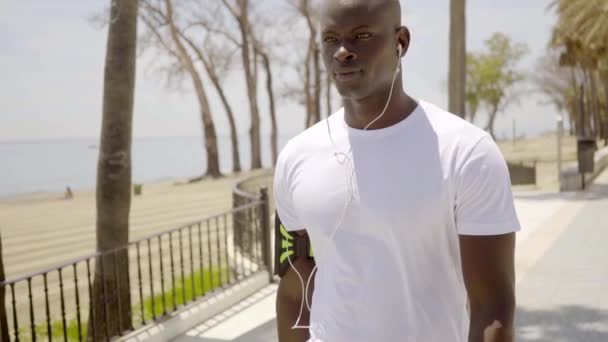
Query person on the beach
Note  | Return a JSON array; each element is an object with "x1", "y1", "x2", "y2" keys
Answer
[
  {"x1": 272, "y1": 0, "x2": 520, "y2": 341},
  {"x1": 64, "y1": 186, "x2": 73, "y2": 200}
]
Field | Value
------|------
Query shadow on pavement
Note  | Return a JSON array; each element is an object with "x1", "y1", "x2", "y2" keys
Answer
[
  {"x1": 517, "y1": 305, "x2": 608, "y2": 342},
  {"x1": 177, "y1": 305, "x2": 608, "y2": 341},
  {"x1": 174, "y1": 319, "x2": 277, "y2": 342},
  {"x1": 172, "y1": 285, "x2": 278, "y2": 342}
]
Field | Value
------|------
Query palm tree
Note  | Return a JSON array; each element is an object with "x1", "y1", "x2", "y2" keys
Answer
[
  {"x1": 448, "y1": 0, "x2": 466, "y2": 118},
  {"x1": 90, "y1": 0, "x2": 138, "y2": 339},
  {"x1": 550, "y1": 0, "x2": 608, "y2": 138},
  {"x1": 551, "y1": 0, "x2": 608, "y2": 48}
]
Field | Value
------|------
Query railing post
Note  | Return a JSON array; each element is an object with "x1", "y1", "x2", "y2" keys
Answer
[{"x1": 260, "y1": 188, "x2": 274, "y2": 283}]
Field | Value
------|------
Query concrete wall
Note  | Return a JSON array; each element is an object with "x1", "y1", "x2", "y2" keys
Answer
[
  {"x1": 507, "y1": 161, "x2": 537, "y2": 186},
  {"x1": 560, "y1": 146, "x2": 608, "y2": 191}
]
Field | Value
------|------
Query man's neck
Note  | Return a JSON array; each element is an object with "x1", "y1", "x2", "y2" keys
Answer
[{"x1": 343, "y1": 87, "x2": 417, "y2": 130}]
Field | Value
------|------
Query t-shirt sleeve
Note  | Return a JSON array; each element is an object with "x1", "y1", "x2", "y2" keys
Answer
[
  {"x1": 273, "y1": 148, "x2": 305, "y2": 232},
  {"x1": 455, "y1": 135, "x2": 521, "y2": 235}
]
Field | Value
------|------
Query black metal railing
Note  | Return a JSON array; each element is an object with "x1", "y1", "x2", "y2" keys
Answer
[
  {"x1": 232, "y1": 170, "x2": 274, "y2": 265},
  {"x1": 0, "y1": 189, "x2": 271, "y2": 342}
]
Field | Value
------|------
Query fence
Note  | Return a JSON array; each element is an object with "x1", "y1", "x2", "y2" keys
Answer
[
  {"x1": 232, "y1": 170, "x2": 274, "y2": 265},
  {"x1": 0, "y1": 190, "x2": 272, "y2": 342}
]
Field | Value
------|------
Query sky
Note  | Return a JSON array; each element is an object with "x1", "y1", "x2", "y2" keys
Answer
[{"x1": 0, "y1": 0, "x2": 560, "y2": 143}]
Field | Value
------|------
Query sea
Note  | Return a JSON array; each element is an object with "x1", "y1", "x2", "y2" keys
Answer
[{"x1": 0, "y1": 135, "x2": 295, "y2": 199}]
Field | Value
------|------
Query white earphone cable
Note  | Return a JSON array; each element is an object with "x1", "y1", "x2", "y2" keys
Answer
[{"x1": 289, "y1": 47, "x2": 402, "y2": 330}]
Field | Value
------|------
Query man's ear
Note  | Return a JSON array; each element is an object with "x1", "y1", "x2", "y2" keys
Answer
[{"x1": 396, "y1": 26, "x2": 411, "y2": 57}]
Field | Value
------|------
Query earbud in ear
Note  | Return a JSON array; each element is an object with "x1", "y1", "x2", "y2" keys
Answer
[{"x1": 395, "y1": 44, "x2": 402, "y2": 74}]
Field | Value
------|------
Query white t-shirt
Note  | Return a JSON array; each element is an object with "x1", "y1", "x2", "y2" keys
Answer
[{"x1": 273, "y1": 100, "x2": 521, "y2": 342}]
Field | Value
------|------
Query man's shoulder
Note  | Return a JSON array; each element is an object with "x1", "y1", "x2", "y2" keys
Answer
[
  {"x1": 419, "y1": 100, "x2": 490, "y2": 149},
  {"x1": 278, "y1": 109, "x2": 343, "y2": 163},
  {"x1": 420, "y1": 101, "x2": 486, "y2": 137}
]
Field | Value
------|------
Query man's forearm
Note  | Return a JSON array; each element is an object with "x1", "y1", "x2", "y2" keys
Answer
[
  {"x1": 276, "y1": 292, "x2": 310, "y2": 342},
  {"x1": 469, "y1": 303, "x2": 515, "y2": 342},
  {"x1": 276, "y1": 257, "x2": 315, "y2": 342}
]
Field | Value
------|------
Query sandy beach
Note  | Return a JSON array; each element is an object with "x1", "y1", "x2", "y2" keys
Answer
[{"x1": 0, "y1": 169, "x2": 268, "y2": 280}]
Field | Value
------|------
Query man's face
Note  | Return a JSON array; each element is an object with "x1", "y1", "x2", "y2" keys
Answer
[{"x1": 320, "y1": 0, "x2": 404, "y2": 100}]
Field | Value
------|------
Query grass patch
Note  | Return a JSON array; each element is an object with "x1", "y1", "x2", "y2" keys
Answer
[
  {"x1": 16, "y1": 267, "x2": 228, "y2": 341},
  {"x1": 142, "y1": 267, "x2": 227, "y2": 320}
]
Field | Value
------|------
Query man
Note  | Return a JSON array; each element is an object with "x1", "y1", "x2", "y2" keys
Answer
[{"x1": 273, "y1": 0, "x2": 520, "y2": 341}]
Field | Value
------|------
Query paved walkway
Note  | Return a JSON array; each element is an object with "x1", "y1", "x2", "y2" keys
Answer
[
  {"x1": 515, "y1": 170, "x2": 608, "y2": 342},
  {"x1": 173, "y1": 170, "x2": 608, "y2": 342}
]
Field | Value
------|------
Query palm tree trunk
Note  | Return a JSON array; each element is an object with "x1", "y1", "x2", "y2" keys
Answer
[
  {"x1": 569, "y1": 68, "x2": 579, "y2": 135},
  {"x1": 579, "y1": 84, "x2": 587, "y2": 137},
  {"x1": 590, "y1": 70, "x2": 601, "y2": 138},
  {"x1": 584, "y1": 69, "x2": 594, "y2": 137},
  {"x1": 448, "y1": 0, "x2": 466, "y2": 118},
  {"x1": 567, "y1": 97, "x2": 577, "y2": 135},
  {"x1": 90, "y1": 0, "x2": 137, "y2": 339},
  {"x1": 0, "y1": 232, "x2": 9, "y2": 342}
]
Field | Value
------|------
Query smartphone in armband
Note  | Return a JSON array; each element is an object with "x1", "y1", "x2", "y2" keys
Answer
[{"x1": 274, "y1": 211, "x2": 314, "y2": 278}]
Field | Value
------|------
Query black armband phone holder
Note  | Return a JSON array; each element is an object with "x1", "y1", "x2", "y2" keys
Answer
[{"x1": 274, "y1": 212, "x2": 314, "y2": 278}]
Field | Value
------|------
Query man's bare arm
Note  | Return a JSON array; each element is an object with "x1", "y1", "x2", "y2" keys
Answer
[
  {"x1": 459, "y1": 233, "x2": 516, "y2": 342},
  {"x1": 276, "y1": 241, "x2": 316, "y2": 342}
]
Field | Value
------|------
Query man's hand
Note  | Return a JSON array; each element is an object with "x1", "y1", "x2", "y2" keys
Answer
[
  {"x1": 484, "y1": 320, "x2": 506, "y2": 341},
  {"x1": 459, "y1": 233, "x2": 516, "y2": 342}
]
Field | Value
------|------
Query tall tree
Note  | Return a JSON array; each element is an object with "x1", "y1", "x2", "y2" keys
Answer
[
  {"x1": 141, "y1": 0, "x2": 223, "y2": 178},
  {"x1": 192, "y1": 1, "x2": 281, "y2": 167},
  {"x1": 289, "y1": 0, "x2": 322, "y2": 128},
  {"x1": 0, "y1": 231, "x2": 8, "y2": 342},
  {"x1": 90, "y1": 0, "x2": 138, "y2": 339},
  {"x1": 182, "y1": 34, "x2": 242, "y2": 173},
  {"x1": 252, "y1": 37, "x2": 279, "y2": 165},
  {"x1": 448, "y1": 0, "x2": 466, "y2": 118},
  {"x1": 465, "y1": 53, "x2": 482, "y2": 123},
  {"x1": 222, "y1": 0, "x2": 263, "y2": 169},
  {"x1": 466, "y1": 33, "x2": 528, "y2": 139}
]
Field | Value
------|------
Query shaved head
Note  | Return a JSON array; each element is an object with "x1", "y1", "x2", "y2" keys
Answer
[{"x1": 320, "y1": 0, "x2": 402, "y2": 28}]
